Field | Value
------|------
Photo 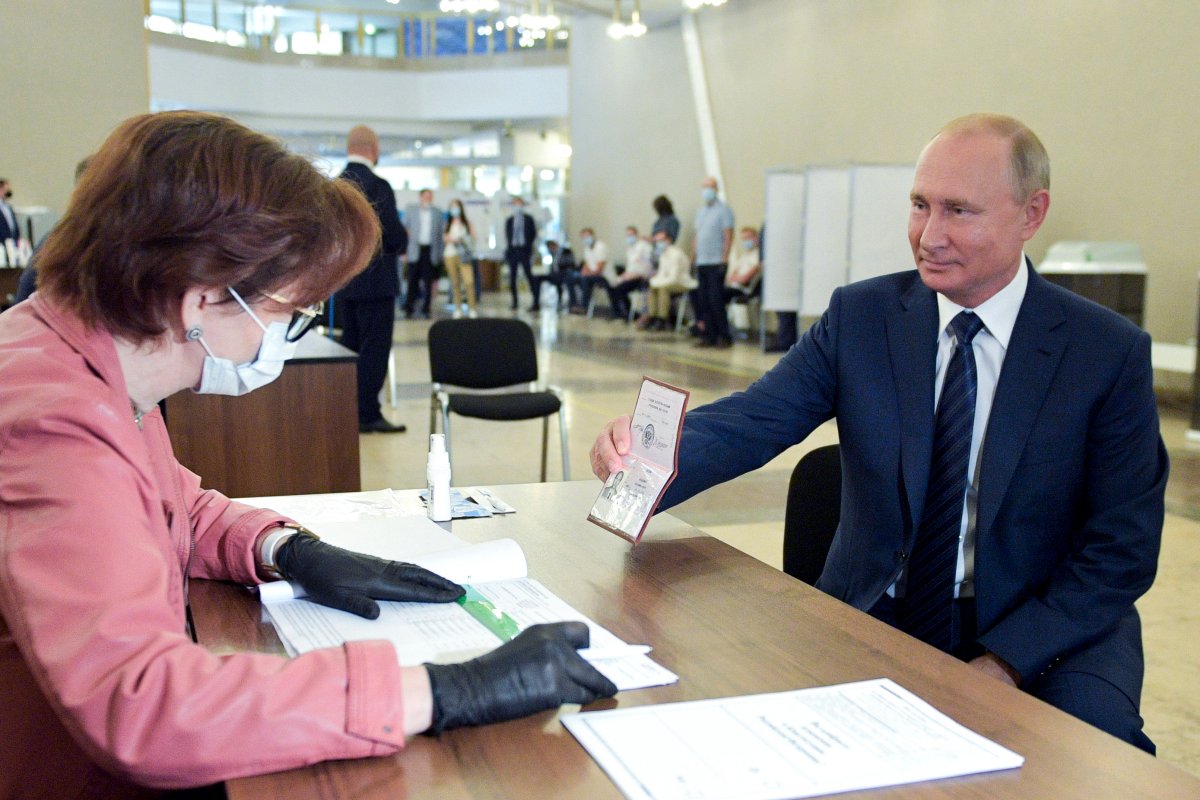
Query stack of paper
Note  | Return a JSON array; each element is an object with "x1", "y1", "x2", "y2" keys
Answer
[{"x1": 563, "y1": 678, "x2": 1023, "y2": 799}]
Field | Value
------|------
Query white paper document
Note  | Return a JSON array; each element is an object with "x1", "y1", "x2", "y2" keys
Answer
[
  {"x1": 563, "y1": 678, "x2": 1023, "y2": 800},
  {"x1": 589, "y1": 377, "x2": 689, "y2": 543},
  {"x1": 246, "y1": 499, "x2": 676, "y2": 692}
]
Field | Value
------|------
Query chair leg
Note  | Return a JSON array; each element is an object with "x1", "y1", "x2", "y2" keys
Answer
[
  {"x1": 388, "y1": 349, "x2": 398, "y2": 408},
  {"x1": 540, "y1": 416, "x2": 549, "y2": 482},
  {"x1": 558, "y1": 410, "x2": 570, "y2": 481},
  {"x1": 674, "y1": 294, "x2": 689, "y2": 334}
]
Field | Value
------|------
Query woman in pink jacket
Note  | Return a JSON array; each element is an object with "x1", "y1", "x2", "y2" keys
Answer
[{"x1": 0, "y1": 112, "x2": 614, "y2": 799}]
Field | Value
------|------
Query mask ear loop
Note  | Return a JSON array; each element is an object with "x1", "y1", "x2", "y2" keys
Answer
[{"x1": 227, "y1": 287, "x2": 270, "y2": 333}]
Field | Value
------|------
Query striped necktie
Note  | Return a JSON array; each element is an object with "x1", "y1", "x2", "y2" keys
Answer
[{"x1": 902, "y1": 310, "x2": 985, "y2": 651}]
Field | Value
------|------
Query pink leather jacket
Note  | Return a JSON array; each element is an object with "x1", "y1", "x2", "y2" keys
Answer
[{"x1": 0, "y1": 297, "x2": 406, "y2": 798}]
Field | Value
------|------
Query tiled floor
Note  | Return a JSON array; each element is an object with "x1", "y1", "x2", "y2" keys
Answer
[{"x1": 361, "y1": 292, "x2": 1200, "y2": 775}]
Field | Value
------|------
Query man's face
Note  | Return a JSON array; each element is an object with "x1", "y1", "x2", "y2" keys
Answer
[
  {"x1": 908, "y1": 131, "x2": 1047, "y2": 308},
  {"x1": 420, "y1": 190, "x2": 432, "y2": 206},
  {"x1": 0, "y1": 182, "x2": 10, "y2": 200}
]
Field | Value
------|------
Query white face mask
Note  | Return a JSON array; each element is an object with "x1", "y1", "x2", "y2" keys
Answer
[{"x1": 193, "y1": 288, "x2": 298, "y2": 396}]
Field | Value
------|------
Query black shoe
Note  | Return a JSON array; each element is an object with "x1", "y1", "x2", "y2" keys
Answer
[
  {"x1": 527, "y1": 305, "x2": 541, "y2": 312},
  {"x1": 359, "y1": 418, "x2": 407, "y2": 434},
  {"x1": 714, "y1": 338, "x2": 733, "y2": 350},
  {"x1": 694, "y1": 340, "x2": 715, "y2": 349}
]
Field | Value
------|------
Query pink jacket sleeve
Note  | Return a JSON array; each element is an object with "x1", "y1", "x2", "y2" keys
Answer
[{"x1": 0, "y1": 404, "x2": 408, "y2": 789}]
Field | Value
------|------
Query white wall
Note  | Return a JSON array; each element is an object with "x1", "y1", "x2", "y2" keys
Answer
[
  {"x1": 568, "y1": 17, "x2": 706, "y2": 250},
  {"x1": 149, "y1": 42, "x2": 568, "y2": 127},
  {"x1": 571, "y1": 0, "x2": 1200, "y2": 343},
  {"x1": 0, "y1": 1, "x2": 149, "y2": 213}
]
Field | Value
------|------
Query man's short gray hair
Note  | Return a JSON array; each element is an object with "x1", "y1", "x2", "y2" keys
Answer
[{"x1": 938, "y1": 113, "x2": 1050, "y2": 203}]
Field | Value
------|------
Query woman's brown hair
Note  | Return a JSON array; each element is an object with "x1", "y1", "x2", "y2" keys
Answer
[{"x1": 38, "y1": 111, "x2": 380, "y2": 343}]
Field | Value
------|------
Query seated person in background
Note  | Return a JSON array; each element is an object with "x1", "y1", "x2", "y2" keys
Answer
[
  {"x1": 0, "y1": 111, "x2": 616, "y2": 796},
  {"x1": 593, "y1": 113, "x2": 1165, "y2": 754},
  {"x1": 723, "y1": 226, "x2": 761, "y2": 302},
  {"x1": 541, "y1": 239, "x2": 580, "y2": 311},
  {"x1": 606, "y1": 226, "x2": 654, "y2": 322},
  {"x1": 639, "y1": 230, "x2": 696, "y2": 331},
  {"x1": 576, "y1": 227, "x2": 613, "y2": 314}
]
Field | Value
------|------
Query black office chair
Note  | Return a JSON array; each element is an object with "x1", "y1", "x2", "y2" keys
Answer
[
  {"x1": 427, "y1": 318, "x2": 569, "y2": 482},
  {"x1": 782, "y1": 444, "x2": 842, "y2": 585}
]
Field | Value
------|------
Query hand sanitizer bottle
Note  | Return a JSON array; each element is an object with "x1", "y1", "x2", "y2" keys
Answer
[{"x1": 427, "y1": 434, "x2": 452, "y2": 522}]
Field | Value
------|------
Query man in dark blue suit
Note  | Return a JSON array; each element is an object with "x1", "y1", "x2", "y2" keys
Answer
[
  {"x1": 504, "y1": 197, "x2": 539, "y2": 311},
  {"x1": 337, "y1": 125, "x2": 409, "y2": 433},
  {"x1": 592, "y1": 114, "x2": 1167, "y2": 753}
]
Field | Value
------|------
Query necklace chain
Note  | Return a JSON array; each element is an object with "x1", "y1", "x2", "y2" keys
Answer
[{"x1": 131, "y1": 401, "x2": 145, "y2": 431}]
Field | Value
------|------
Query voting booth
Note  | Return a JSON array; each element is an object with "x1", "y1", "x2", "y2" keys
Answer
[
  {"x1": 761, "y1": 163, "x2": 915, "y2": 341},
  {"x1": 1037, "y1": 241, "x2": 1148, "y2": 329}
]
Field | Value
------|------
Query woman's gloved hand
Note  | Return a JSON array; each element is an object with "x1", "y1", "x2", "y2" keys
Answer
[
  {"x1": 424, "y1": 621, "x2": 618, "y2": 733},
  {"x1": 275, "y1": 533, "x2": 465, "y2": 619}
]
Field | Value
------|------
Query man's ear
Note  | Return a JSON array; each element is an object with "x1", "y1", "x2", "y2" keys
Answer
[{"x1": 1021, "y1": 189, "x2": 1050, "y2": 241}]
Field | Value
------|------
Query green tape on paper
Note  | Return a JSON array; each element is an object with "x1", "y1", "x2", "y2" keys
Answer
[{"x1": 457, "y1": 586, "x2": 520, "y2": 642}]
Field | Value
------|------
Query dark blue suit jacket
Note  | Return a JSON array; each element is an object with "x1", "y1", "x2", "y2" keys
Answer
[
  {"x1": 663, "y1": 265, "x2": 1167, "y2": 695},
  {"x1": 336, "y1": 162, "x2": 407, "y2": 301},
  {"x1": 504, "y1": 212, "x2": 537, "y2": 259}
]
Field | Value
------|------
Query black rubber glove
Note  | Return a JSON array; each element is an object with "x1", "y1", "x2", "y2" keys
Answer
[
  {"x1": 424, "y1": 621, "x2": 618, "y2": 734},
  {"x1": 275, "y1": 533, "x2": 465, "y2": 619}
]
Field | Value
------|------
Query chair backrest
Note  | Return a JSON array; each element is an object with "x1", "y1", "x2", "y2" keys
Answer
[
  {"x1": 782, "y1": 444, "x2": 842, "y2": 586},
  {"x1": 428, "y1": 318, "x2": 539, "y2": 390}
]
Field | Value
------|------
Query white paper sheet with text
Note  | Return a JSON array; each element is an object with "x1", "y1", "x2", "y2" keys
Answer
[{"x1": 562, "y1": 678, "x2": 1023, "y2": 800}]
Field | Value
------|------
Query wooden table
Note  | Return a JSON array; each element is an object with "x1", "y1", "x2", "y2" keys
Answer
[
  {"x1": 190, "y1": 482, "x2": 1200, "y2": 799},
  {"x1": 165, "y1": 333, "x2": 359, "y2": 498}
]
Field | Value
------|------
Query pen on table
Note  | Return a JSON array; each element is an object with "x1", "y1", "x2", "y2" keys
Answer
[{"x1": 578, "y1": 645, "x2": 653, "y2": 660}]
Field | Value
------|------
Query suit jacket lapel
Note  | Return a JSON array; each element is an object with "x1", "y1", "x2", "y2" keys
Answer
[
  {"x1": 977, "y1": 267, "x2": 1068, "y2": 536},
  {"x1": 886, "y1": 276, "x2": 939, "y2": 535}
]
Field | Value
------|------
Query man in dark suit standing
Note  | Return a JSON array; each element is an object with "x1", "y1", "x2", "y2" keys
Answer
[
  {"x1": 0, "y1": 178, "x2": 22, "y2": 259},
  {"x1": 591, "y1": 114, "x2": 1167, "y2": 753},
  {"x1": 337, "y1": 125, "x2": 408, "y2": 434},
  {"x1": 504, "y1": 196, "x2": 538, "y2": 311}
]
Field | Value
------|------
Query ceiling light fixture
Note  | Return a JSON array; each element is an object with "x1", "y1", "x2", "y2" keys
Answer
[
  {"x1": 684, "y1": 0, "x2": 727, "y2": 9},
  {"x1": 607, "y1": 0, "x2": 646, "y2": 39}
]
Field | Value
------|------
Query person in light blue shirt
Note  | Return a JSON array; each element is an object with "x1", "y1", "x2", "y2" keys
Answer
[{"x1": 692, "y1": 177, "x2": 734, "y2": 348}]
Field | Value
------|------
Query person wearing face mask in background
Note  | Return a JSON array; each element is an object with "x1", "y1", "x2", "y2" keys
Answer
[
  {"x1": 0, "y1": 112, "x2": 618, "y2": 797},
  {"x1": 336, "y1": 125, "x2": 409, "y2": 434},
  {"x1": 605, "y1": 226, "x2": 653, "y2": 322},
  {"x1": 639, "y1": 230, "x2": 696, "y2": 331},
  {"x1": 442, "y1": 198, "x2": 477, "y2": 318},
  {"x1": 576, "y1": 226, "x2": 614, "y2": 315},
  {"x1": 692, "y1": 176, "x2": 735, "y2": 349}
]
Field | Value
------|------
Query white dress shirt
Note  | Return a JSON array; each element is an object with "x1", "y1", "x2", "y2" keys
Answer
[{"x1": 933, "y1": 257, "x2": 1028, "y2": 598}]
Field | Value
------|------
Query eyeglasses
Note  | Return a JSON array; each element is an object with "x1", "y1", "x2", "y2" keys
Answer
[{"x1": 264, "y1": 292, "x2": 325, "y2": 342}]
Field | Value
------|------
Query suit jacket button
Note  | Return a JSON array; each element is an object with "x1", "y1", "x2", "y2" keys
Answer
[{"x1": 894, "y1": 549, "x2": 908, "y2": 563}]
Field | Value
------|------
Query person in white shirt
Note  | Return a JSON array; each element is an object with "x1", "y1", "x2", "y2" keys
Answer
[
  {"x1": 577, "y1": 228, "x2": 612, "y2": 314},
  {"x1": 724, "y1": 226, "x2": 762, "y2": 301},
  {"x1": 639, "y1": 230, "x2": 696, "y2": 331},
  {"x1": 606, "y1": 226, "x2": 653, "y2": 322}
]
